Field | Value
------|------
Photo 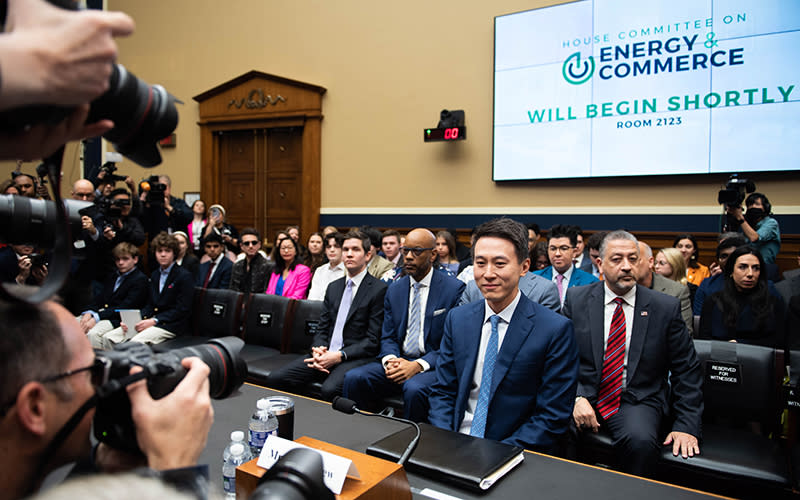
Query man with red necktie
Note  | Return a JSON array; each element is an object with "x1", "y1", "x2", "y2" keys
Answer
[{"x1": 563, "y1": 230, "x2": 703, "y2": 477}]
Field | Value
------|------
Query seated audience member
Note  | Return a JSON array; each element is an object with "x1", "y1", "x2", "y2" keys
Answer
[
  {"x1": 633, "y1": 241, "x2": 693, "y2": 334},
  {"x1": 0, "y1": 298, "x2": 213, "y2": 500},
  {"x1": 266, "y1": 235, "x2": 311, "y2": 299},
  {"x1": 196, "y1": 232, "x2": 233, "y2": 290},
  {"x1": 673, "y1": 234, "x2": 710, "y2": 286},
  {"x1": 447, "y1": 228, "x2": 471, "y2": 262},
  {"x1": 267, "y1": 231, "x2": 388, "y2": 400},
  {"x1": 434, "y1": 230, "x2": 461, "y2": 275},
  {"x1": 200, "y1": 204, "x2": 238, "y2": 260},
  {"x1": 139, "y1": 175, "x2": 192, "y2": 237},
  {"x1": 534, "y1": 224, "x2": 598, "y2": 307},
  {"x1": 172, "y1": 231, "x2": 200, "y2": 280},
  {"x1": 344, "y1": 229, "x2": 465, "y2": 421},
  {"x1": 89, "y1": 232, "x2": 193, "y2": 349},
  {"x1": 726, "y1": 192, "x2": 781, "y2": 265},
  {"x1": 776, "y1": 247, "x2": 800, "y2": 308},
  {"x1": 699, "y1": 247, "x2": 785, "y2": 348},
  {"x1": 585, "y1": 231, "x2": 607, "y2": 279},
  {"x1": 308, "y1": 232, "x2": 345, "y2": 301},
  {"x1": 82, "y1": 243, "x2": 148, "y2": 343},
  {"x1": 654, "y1": 247, "x2": 698, "y2": 306},
  {"x1": 571, "y1": 226, "x2": 593, "y2": 273},
  {"x1": 187, "y1": 199, "x2": 207, "y2": 252},
  {"x1": 526, "y1": 223, "x2": 540, "y2": 256},
  {"x1": 428, "y1": 218, "x2": 578, "y2": 454},
  {"x1": 229, "y1": 228, "x2": 272, "y2": 293},
  {"x1": 361, "y1": 227, "x2": 394, "y2": 279},
  {"x1": 1, "y1": 179, "x2": 19, "y2": 195},
  {"x1": 286, "y1": 225, "x2": 309, "y2": 263},
  {"x1": 531, "y1": 241, "x2": 550, "y2": 271},
  {"x1": 0, "y1": 243, "x2": 47, "y2": 286},
  {"x1": 322, "y1": 225, "x2": 339, "y2": 237},
  {"x1": 693, "y1": 235, "x2": 748, "y2": 315},
  {"x1": 305, "y1": 232, "x2": 327, "y2": 274},
  {"x1": 564, "y1": 230, "x2": 703, "y2": 477},
  {"x1": 381, "y1": 229, "x2": 403, "y2": 269}
]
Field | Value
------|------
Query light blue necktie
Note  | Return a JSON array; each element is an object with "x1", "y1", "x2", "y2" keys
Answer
[
  {"x1": 403, "y1": 282, "x2": 422, "y2": 357},
  {"x1": 329, "y1": 279, "x2": 354, "y2": 352},
  {"x1": 471, "y1": 314, "x2": 500, "y2": 438}
]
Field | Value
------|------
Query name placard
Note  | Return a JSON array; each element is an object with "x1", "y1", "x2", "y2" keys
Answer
[{"x1": 257, "y1": 435, "x2": 359, "y2": 494}]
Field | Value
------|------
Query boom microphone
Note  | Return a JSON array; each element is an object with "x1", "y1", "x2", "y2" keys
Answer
[{"x1": 331, "y1": 396, "x2": 420, "y2": 466}]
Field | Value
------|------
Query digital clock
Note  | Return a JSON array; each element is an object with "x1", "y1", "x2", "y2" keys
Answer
[{"x1": 423, "y1": 126, "x2": 467, "y2": 142}]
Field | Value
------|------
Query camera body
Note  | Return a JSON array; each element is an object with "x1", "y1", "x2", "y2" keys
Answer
[
  {"x1": 139, "y1": 175, "x2": 168, "y2": 206},
  {"x1": 717, "y1": 174, "x2": 756, "y2": 207},
  {"x1": 93, "y1": 337, "x2": 247, "y2": 453},
  {"x1": 99, "y1": 161, "x2": 128, "y2": 183}
]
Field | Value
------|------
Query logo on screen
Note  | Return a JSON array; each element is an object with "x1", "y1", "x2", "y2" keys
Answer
[{"x1": 562, "y1": 52, "x2": 595, "y2": 85}]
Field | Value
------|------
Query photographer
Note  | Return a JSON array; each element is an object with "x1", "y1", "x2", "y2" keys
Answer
[
  {"x1": 0, "y1": 243, "x2": 48, "y2": 286},
  {"x1": 139, "y1": 175, "x2": 192, "y2": 237},
  {"x1": 97, "y1": 188, "x2": 145, "y2": 282},
  {"x1": 726, "y1": 192, "x2": 781, "y2": 265},
  {"x1": 0, "y1": 298, "x2": 214, "y2": 500},
  {"x1": 0, "y1": 0, "x2": 134, "y2": 160}
]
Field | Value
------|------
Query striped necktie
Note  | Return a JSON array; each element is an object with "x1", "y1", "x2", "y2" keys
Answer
[{"x1": 596, "y1": 297, "x2": 626, "y2": 419}]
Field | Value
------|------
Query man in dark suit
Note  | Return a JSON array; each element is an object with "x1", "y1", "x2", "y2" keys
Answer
[
  {"x1": 564, "y1": 230, "x2": 703, "y2": 477},
  {"x1": 82, "y1": 242, "x2": 148, "y2": 344},
  {"x1": 428, "y1": 218, "x2": 578, "y2": 454},
  {"x1": 343, "y1": 228, "x2": 465, "y2": 422},
  {"x1": 268, "y1": 231, "x2": 388, "y2": 401},
  {"x1": 196, "y1": 232, "x2": 233, "y2": 289},
  {"x1": 633, "y1": 241, "x2": 693, "y2": 334},
  {"x1": 572, "y1": 226, "x2": 594, "y2": 273},
  {"x1": 89, "y1": 232, "x2": 193, "y2": 348},
  {"x1": 534, "y1": 224, "x2": 598, "y2": 308}
]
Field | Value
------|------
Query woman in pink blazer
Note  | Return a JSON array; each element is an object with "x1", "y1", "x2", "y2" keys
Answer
[{"x1": 266, "y1": 235, "x2": 311, "y2": 299}]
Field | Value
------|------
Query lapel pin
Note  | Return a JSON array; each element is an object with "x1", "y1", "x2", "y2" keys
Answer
[{"x1": 640, "y1": 311, "x2": 648, "y2": 316}]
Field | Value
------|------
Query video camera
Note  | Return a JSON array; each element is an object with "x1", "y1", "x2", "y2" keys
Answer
[
  {"x1": 99, "y1": 161, "x2": 128, "y2": 183},
  {"x1": 93, "y1": 337, "x2": 247, "y2": 453},
  {"x1": 139, "y1": 175, "x2": 168, "y2": 206},
  {"x1": 717, "y1": 174, "x2": 755, "y2": 208}
]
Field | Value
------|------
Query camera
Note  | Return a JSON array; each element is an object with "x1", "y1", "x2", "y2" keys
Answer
[
  {"x1": 139, "y1": 175, "x2": 168, "y2": 205},
  {"x1": 717, "y1": 174, "x2": 755, "y2": 207},
  {"x1": 27, "y1": 253, "x2": 48, "y2": 269},
  {"x1": 250, "y1": 449, "x2": 334, "y2": 500},
  {"x1": 93, "y1": 336, "x2": 247, "y2": 453},
  {"x1": 99, "y1": 161, "x2": 128, "y2": 183}
]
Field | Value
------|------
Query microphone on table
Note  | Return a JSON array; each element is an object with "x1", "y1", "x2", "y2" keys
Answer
[{"x1": 331, "y1": 396, "x2": 420, "y2": 466}]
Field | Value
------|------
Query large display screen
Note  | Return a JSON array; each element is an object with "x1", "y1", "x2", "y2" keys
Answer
[{"x1": 493, "y1": 0, "x2": 800, "y2": 181}]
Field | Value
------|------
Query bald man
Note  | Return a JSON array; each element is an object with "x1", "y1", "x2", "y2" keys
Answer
[
  {"x1": 343, "y1": 228, "x2": 465, "y2": 421},
  {"x1": 632, "y1": 241, "x2": 693, "y2": 334},
  {"x1": 60, "y1": 179, "x2": 102, "y2": 314}
]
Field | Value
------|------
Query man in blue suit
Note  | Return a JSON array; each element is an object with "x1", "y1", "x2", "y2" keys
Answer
[
  {"x1": 196, "y1": 232, "x2": 233, "y2": 289},
  {"x1": 428, "y1": 218, "x2": 578, "y2": 454},
  {"x1": 344, "y1": 228, "x2": 465, "y2": 421},
  {"x1": 534, "y1": 224, "x2": 598, "y2": 307}
]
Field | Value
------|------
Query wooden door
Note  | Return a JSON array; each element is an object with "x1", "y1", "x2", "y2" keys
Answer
[{"x1": 216, "y1": 127, "x2": 303, "y2": 246}]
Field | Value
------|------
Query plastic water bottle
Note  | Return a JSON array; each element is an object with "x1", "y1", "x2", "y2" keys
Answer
[
  {"x1": 248, "y1": 398, "x2": 278, "y2": 457},
  {"x1": 222, "y1": 430, "x2": 248, "y2": 464},
  {"x1": 222, "y1": 442, "x2": 249, "y2": 499}
]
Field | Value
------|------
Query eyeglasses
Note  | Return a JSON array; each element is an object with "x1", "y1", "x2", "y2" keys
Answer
[
  {"x1": 0, "y1": 358, "x2": 107, "y2": 418},
  {"x1": 548, "y1": 245, "x2": 573, "y2": 254},
  {"x1": 400, "y1": 246, "x2": 434, "y2": 257},
  {"x1": 241, "y1": 240, "x2": 260, "y2": 246},
  {"x1": 74, "y1": 192, "x2": 94, "y2": 199}
]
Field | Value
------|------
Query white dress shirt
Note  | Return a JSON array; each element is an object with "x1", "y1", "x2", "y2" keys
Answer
[{"x1": 308, "y1": 261, "x2": 345, "y2": 301}]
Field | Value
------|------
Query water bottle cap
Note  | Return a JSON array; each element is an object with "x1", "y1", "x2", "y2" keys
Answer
[
  {"x1": 257, "y1": 399, "x2": 269, "y2": 410},
  {"x1": 231, "y1": 430, "x2": 244, "y2": 442},
  {"x1": 230, "y1": 443, "x2": 245, "y2": 456}
]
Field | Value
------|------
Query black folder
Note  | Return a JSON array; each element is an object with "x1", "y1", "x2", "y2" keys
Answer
[{"x1": 366, "y1": 423, "x2": 524, "y2": 492}]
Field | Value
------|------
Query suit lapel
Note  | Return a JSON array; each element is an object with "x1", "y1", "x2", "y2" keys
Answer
[
  {"x1": 422, "y1": 271, "x2": 441, "y2": 341},
  {"x1": 589, "y1": 283, "x2": 606, "y2": 372},
  {"x1": 345, "y1": 274, "x2": 370, "y2": 322},
  {"x1": 490, "y1": 297, "x2": 535, "y2": 396},
  {"x1": 458, "y1": 302, "x2": 485, "y2": 414},
  {"x1": 398, "y1": 276, "x2": 411, "y2": 340},
  {"x1": 158, "y1": 266, "x2": 177, "y2": 300},
  {"x1": 626, "y1": 286, "x2": 649, "y2": 382}
]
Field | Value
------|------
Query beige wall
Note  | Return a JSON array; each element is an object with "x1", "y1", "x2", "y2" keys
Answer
[{"x1": 8, "y1": 0, "x2": 797, "y2": 214}]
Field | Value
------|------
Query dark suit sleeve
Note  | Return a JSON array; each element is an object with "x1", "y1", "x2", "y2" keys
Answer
[
  {"x1": 217, "y1": 260, "x2": 232, "y2": 289},
  {"x1": 311, "y1": 283, "x2": 337, "y2": 348},
  {"x1": 153, "y1": 270, "x2": 194, "y2": 333},
  {"x1": 169, "y1": 198, "x2": 193, "y2": 230},
  {"x1": 427, "y1": 310, "x2": 458, "y2": 431},
  {"x1": 504, "y1": 318, "x2": 579, "y2": 451},
  {"x1": 341, "y1": 281, "x2": 387, "y2": 361},
  {"x1": 379, "y1": 286, "x2": 403, "y2": 358},
  {"x1": 664, "y1": 299, "x2": 704, "y2": 437}
]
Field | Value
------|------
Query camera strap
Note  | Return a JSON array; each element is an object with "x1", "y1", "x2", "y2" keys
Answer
[{"x1": 0, "y1": 146, "x2": 73, "y2": 304}]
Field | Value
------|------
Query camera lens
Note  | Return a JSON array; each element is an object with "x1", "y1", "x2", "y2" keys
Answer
[
  {"x1": 0, "y1": 195, "x2": 90, "y2": 246},
  {"x1": 86, "y1": 64, "x2": 179, "y2": 168},
  {"x1": 165, "y1": 337, "x2": 248, "y2": 399}
]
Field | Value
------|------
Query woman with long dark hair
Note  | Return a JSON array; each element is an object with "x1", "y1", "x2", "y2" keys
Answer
[
  {"x1": 673, "y1": 234, "x2": 710, "y2": 286},
  {"x1": 698, "y1": 246, "x2": 785, "y2": 347},
  {"x1": 306, "y1": 232, "x2": 327, "y2": 273},
  {"x1": 266, "y1": 234, "x2": 311, "y2": 299}
]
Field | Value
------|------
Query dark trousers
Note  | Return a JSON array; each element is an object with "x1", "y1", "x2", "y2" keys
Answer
[
  {"x1": 342, "y1": 360, "x2": 437, "y2": 422},
  {"x1": 603, "y1": 401, "x2": 663, "y2": 477},
  {"x1": 267, "y1": 355, "x2": 371, "y2": 401}
]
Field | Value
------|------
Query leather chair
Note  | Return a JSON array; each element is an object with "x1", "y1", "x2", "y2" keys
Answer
[
  {"x1": 240, "y1": 293, "x2": 292, "y2": 365},
  {"x1": 155, "y1": 287, "x2": 245, "y2": 351}
]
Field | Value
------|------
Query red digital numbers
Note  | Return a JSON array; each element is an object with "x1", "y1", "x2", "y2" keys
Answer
[{"x1": 443, "y1": 127, "x2": 459, "y2": 140}]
